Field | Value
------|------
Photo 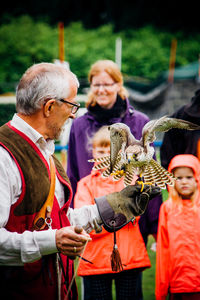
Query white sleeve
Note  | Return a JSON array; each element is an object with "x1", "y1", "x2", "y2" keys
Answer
[
  {"x1": 67, "y1": 204, "x2": 102, "y2": 233},
  {"x1": 0, "y1": 227, "x2": 57, "y2": 265}
]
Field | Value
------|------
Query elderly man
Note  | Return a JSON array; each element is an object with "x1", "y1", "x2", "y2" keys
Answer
[{"x1": 0, "y1": 63, "x2": 160, "y2": 300}]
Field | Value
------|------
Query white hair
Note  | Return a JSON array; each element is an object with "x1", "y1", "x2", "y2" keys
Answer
[{"x1": 16, "y1": 62, "x2": 79, "y2": 115}]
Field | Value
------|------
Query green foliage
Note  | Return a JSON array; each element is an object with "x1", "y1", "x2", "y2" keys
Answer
[
  {"x1": 0, "y1": 16, "x2": 58, "y2": 84},
  {"x1": 121, "y1": 26, "x2": 171, "y2": 80},
  {"x1": 65, "y1": 23, "x2": 116, "y2": 78},
  {"x1": 1, "y1": 16, "x2": 200, "y2": 92},
  {"x1": 0, "y1": 104, "x2": 16, "y2": 126}
]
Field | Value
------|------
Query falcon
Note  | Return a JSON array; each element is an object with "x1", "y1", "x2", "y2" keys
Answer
[{"x1": 89, "y1": 116, "x2": 200, "y2": 189}]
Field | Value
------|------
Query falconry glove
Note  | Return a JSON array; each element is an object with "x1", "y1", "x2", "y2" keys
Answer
[{"x1": 95, "y1": 184, "x2": 161, "y2": 232}]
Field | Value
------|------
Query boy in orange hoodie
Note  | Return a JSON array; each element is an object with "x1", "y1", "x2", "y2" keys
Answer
[
  {"x1": 156, "y1": 154, "x2": 200, "y2": 300},
  {"x1": 74, "y1": 126, "x2": 151, "y2": 300}
]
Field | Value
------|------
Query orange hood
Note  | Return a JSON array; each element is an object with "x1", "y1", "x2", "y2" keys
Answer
[{"x1": 168, "y1": 154, "x2": 200, "y2": 185}]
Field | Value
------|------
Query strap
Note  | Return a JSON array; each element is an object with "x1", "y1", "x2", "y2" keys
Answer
[{"x1": 33, "y1": 156, "x2": 56, "y2": 230}]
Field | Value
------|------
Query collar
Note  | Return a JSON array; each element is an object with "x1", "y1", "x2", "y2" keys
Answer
[
  {"x1": 88, "y1": 95, "x2": 127, "y2": 123},
  {"x1": 10, "y1": 114, "x2": 55, "y2": 155}
]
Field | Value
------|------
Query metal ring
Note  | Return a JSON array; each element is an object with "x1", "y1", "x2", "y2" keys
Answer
[
  {"x1": 73, "y1": 246, "x2": 77, "y2": 253},
  {"x1": 141, "y1": 192, "x2": 150, "y2": 198}
]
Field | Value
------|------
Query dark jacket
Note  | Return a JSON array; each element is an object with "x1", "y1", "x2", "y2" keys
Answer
[
  {"x1": 67, "y1": 97, "x2": 162, "y2": 240},
  {"x1": 160, "y1": 89, "x2": 200, "y2": 170}
]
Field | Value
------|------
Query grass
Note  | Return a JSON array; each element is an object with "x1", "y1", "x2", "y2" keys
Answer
[{"x1": 143, "y1": 236, "x2": 157, "y2": 299}]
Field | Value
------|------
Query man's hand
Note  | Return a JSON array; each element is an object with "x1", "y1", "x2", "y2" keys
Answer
[
  {"x1": 95, "y1": 183, "x2": 161, "y2": 232},
  {"x1": 55, "y1": 225, "x2": 91, "y2": 258}
]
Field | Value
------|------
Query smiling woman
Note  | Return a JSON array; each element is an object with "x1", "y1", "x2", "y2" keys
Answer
[
  {"x1": 90, "y1": 71, "x2": 119, "y2": 109},
  {"x1": 87, "y1": 60, "x2": 128, "y2": 109}
]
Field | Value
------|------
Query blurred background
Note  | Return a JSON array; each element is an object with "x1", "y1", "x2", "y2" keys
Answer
[
  {"x1": 1, "y1": 0, "x2": 200, "y2": 148},
  {"x1": 1, "y1": 0, "x2": 200, "y2": 118}
]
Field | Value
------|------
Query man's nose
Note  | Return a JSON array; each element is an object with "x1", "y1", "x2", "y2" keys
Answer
[{"x1": 69, "y1": 113, "x2": 76, "y2": 119}]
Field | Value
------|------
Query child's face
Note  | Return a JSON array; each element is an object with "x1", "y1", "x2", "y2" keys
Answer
[
  {"x1": 173, "y1": 167, "x2": 197, "y2": 199},
  {"x1": 93, "y1": 145, "x2": 110, "y2": 159}
]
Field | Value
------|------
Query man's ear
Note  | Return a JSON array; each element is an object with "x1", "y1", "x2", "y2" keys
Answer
[{"x1": 43, "y1": 99, "x2": 55, "y2": 117}]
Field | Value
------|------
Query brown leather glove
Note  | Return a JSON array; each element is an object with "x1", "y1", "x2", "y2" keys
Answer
[{"x1": 95, "y1": 184, "x2": 161, "y2": 232}]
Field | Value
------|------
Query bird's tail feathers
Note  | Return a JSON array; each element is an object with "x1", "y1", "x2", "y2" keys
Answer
[
  {"x1": 88, "y1": 155, "x2": 110, "y2": 163},
  {"x1": 112, "y1": 160, "x2": 123, "y2": 173},
  {"x1": 151, "y1": 159, "x2": 175, "y2": 186},
  {"x1": 93, "y1": 158, "x2": 110, "y2": 170},
  {"x1": 113, "y1": 172, "x2": 124, "y2": 181},
  {"x1": 102, "y1": 168, "x2": 111, "y2": 178},
  {"x1": 144, "y1": 159, "x2": 175, "y2": 189},
  {"x1": 124, "y1": 166, "x2": 136, "y2": 186},
  {"x1": 143, "y1": 164, "x2": 157, "y2": 186}
]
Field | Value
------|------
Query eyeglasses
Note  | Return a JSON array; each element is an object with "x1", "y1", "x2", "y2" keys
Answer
[
  {"x1": 58, "y1": 99, "x2": 80, "y2": 114},
  {"x1": 91, "y1": 83, "x2": 116, "y2": 90}
]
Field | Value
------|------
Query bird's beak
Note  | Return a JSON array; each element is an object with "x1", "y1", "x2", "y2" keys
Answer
[{"x1": 127, "y1": 153, "x2": 134, "y2": 163}]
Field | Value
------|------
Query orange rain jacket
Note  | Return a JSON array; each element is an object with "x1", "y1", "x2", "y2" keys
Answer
[
  {"x1": 74, "y1": 169, "x2": 151, "y2": 276},
  {"x1": 155, "y1": 154, "x2": 200, "y2": 300}
]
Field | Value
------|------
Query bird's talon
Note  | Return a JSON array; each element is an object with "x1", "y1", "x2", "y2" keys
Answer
[
  {"x1": 136, "y1": 181, "x2": 153, "y2": 192},
  {"x1": 111, "y1": 170, "x2": 125, "y2": 176},
  {"x1": 136, "y1": 181, "x2": 144, "y2": 192}
]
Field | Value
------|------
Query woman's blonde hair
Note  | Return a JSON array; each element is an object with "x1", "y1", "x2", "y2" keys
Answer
[{"x1": 86, "y1": 60, "x2": 128, "y2": 108}]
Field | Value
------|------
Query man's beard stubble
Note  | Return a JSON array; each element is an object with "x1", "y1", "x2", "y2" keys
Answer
[{"x1": 46, "y1": 123, "x2": 65, "y2": 140}]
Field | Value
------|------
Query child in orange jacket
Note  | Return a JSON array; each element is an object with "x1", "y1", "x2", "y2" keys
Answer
[
  {"x1": 74, "y1": 126, "x2": 151, "y2": 300},
  {"x1": 156, "y1": 154, "x2": 200, "y2": 300}
]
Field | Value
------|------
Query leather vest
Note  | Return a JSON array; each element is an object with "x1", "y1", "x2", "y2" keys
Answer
[{"x1": 0, "y1": 122, "x2": 77, "y2": 300}]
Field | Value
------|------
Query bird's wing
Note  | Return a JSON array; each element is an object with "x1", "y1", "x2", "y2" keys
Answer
[
  {"x1": 142, "y1": 115, "x2": 200, "y2": 148},
  {"x1": 124, "y1": 164, "x2": 137, "y2": 186},
  {"x1": 109, "y1": 123, "x2": 135, "y2": 171},
  {"x1": 143, "y1": 159, "x2": 176, "y2": 189},
  {"x1": 88, "y1": 155, "x2": 110, "y2": 163}
]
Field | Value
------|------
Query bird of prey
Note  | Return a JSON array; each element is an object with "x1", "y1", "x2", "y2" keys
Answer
[{"x1": 89, "y1": 116, "x2": 200, "y2": 189}]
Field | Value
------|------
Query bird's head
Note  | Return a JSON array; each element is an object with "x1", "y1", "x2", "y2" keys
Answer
[{"x1": 126, "y1": 145, "x2": 143, "y2": 162}]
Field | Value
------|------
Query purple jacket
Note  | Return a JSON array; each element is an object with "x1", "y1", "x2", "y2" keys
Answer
[{"x1": 67, "y1": 98, "x2": 162, "y2": 238}]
